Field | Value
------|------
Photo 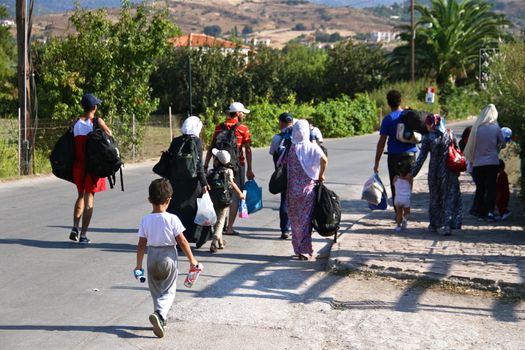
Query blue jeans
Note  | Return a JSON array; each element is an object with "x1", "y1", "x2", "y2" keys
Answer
[{"x1": 280, "y1": 191, "x2": 290, "y2": 233}]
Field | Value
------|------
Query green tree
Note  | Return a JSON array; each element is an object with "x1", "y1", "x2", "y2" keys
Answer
[
  {"x1": 204, "y1": 25, "x2": 222, "y2": 37},
  {"x1": 0, "y1": 4, "x2": 16, "y2": 116},
  {"x1": 324, "y1": 41, "x2": 388, "y2": 99},
  {"x1": 35, "y1": 4, "x2": 178, "y2": 150},
  {"x1": 487, "y1": 43, "x2": 525, "y2": 194},
  {"x1": 281, "y1": 44, "x2": 327, "y2": 102},
  {"x1": 390, "y1": 0, "x2": 510, "y2": 85}
]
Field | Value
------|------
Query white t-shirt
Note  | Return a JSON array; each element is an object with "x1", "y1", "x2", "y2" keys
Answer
[{"x1": 137, "y1": 212, "x2": 185, "y2": 247}]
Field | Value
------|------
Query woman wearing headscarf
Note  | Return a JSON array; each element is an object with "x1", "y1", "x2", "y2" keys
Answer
[
  {"x1": 166, "y1": 116, "x2": 210, "y2": 247},
  {"x1": 285, "y1": 120, "x2": 328, "y2": 260},
  {"x1": 463, "y1": 104, "x2": 504, "y2": 221},
  {"x1": 411, "y1": 114, "x2": 462, "y2": 236}
]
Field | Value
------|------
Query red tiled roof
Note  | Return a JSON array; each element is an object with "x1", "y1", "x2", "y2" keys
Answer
[{"x1": 168, "y1": 33, "x2": 250, "y2": 50}]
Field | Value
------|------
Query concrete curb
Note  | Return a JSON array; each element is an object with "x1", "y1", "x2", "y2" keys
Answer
[{"x1": 327, "y1": 171, "x2": 525, "y2": 297}]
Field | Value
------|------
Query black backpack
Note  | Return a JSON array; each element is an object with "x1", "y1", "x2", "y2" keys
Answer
[
  {"x1": 170, "y1": 136, "x2": 198, "y2": 180},
  {"x1": 49, "y1": 127, "x2": 75, "y2": 183},
  {"x1": 312, "y1": 183, "x2": 341, "y2": 241},
  {"x1": 212, "y1": 123, "x2": 240, "y2": 170},
  {"x1": 85, "y1": 118, "x2": 124, "y2": 190},
  {"x1": 207, "y1": 166, "x2": 232, "y2": 207}
]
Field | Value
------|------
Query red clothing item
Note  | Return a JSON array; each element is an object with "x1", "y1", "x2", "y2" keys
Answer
[
  {"x1": 72, "y1": 120, "x2": 106, "y2": 193},
  {"x1": 496, "y1": 170, "x2": 510, "y2": 215},
  {"x1": 212, "y1": 117, "x2": 251, "y2": 166}
]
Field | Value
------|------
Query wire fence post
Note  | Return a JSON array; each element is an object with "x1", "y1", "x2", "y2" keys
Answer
[
  {"x1": 132, "y1": 114, "x2": 136, "y2": 162},
  {"x1": 18, "y1": 107, "x2": 21, "y2": 176},
  {"x1": 169, "y1": 106, "x2": 173, "y2": 141}
]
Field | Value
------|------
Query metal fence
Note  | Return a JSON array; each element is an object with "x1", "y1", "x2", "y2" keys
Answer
[{"x1": 0, "y1": 114, "x2": 182, "y2": 177}]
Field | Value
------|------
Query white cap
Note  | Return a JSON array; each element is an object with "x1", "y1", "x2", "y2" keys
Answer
[
  {"x1": 228, "y1": 102, "x2": 250, "y2": 114},
  {"x1": 212, "y1": 148, "x2": 231, "y2": 165}
]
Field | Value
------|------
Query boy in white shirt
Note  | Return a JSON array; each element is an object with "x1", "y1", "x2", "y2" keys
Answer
[{"x1": 135, "y1": 178, "x2": 200, "y2": 338}]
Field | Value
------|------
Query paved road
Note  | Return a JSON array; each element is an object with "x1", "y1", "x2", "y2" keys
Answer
[{"x1": 1, "y1": 122, "x2": 523, "y2": 349}]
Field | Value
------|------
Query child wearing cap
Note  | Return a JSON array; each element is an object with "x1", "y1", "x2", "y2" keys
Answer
[{"x1": 207, "y1": 148, "x2": 245, "y2": 253}]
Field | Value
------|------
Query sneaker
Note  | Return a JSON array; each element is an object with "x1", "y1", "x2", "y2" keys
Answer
[
  {"x1": 487, "y1": 212, "x2": 500, "y2": 222},
  {"x1": 437, "y1": 226, "x2": 451, "y2": 236},
  {"x1": 501, "y1": 211, "x2": 512, "y2": 220},
  {"x1": 394, "y1": 226, "x2": 402, "y2": 233},
  {"x1": 78, "y1": 235, "x2": 91, "y2": 244},
  {"x1": 149, "y1": 311, "x2": 165, "y2": 338},
  {"x1": 69, "y1": 227, "x2": 79, "y2": 242},
  {"x1": 401, "y1": 219, "x2": 408, "y2": 230},
  {"x1": 280, "y1": 232, "x2": 289, "y2": 240}
]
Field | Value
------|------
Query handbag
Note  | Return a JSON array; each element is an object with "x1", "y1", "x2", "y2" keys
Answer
[
  {"x1": 446, "y1": 129, "x2": 467, "y2": 173},
  {"x1": 269, "y1": 148, "x2": 289, "y2": 195},
  {"x1": 152, "y1": 151, "x2": 171, "y2": 178}
]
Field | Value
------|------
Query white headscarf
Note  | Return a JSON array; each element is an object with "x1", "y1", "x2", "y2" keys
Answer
[
  {"x1": 292, "y1": 119, "x2": 324, "y2": 180},
  {"x1": 181, "y1": 116, "x2": 203, "y2": 137},
  {"x1": 463, "y1": 104, "x2": 498, "y2": 162}
]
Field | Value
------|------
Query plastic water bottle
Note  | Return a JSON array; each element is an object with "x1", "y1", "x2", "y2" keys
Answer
[
  {"x1": 134, "y1": 268, "x2": 146, "y2": 283},
  {"x1": 184, "y1": 263, "x2": 203, "y2": 288}
]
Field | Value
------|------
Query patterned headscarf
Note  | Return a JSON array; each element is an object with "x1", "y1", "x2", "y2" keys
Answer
[{"x1": 425, "y1": 114, "x2": 446, "y2": 134}]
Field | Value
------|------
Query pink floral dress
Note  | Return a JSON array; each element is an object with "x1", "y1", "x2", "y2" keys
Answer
[{"x1": 286, "y1": 145, "x2": 316, "y2": 256}]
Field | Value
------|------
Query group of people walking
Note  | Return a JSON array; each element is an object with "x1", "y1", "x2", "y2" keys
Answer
[
  {"x1": 66, "y1": 90, "x2": 511, "y2": 338},
  {"x1": 375, "y1": 90, "x2": 511, "y2": 236}
]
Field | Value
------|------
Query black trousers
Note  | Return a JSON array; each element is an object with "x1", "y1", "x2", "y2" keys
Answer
[
  {"x1": 472, "y1": 164, "x2": 499, "y2": 218},
  {"x1": 387, "y1": 152, "x2": 416, "y2": 202}
]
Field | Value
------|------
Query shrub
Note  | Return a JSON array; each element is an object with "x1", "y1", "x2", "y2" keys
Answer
[
  {"x1": 440, "y1": 84, "x2": 489, "y2": 120},
  {"x1": 369, "y1": 79, "x2": 440, "y2": 119},
  {"x1": 312, "y1": 94, "x2": 377, "y2": 138}
]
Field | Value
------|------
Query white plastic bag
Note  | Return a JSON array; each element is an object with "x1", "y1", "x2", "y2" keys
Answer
[
  {"x1": 194, "y1": 192, "x2": 217, "y2": 226},
  {"x1": 361, "y1": 174, "x2": 384, "y2": 205}
]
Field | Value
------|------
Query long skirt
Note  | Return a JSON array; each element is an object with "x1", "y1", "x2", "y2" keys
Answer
[
  {"x1": 168, "y1": 178, "x2": 212, "y2": 247},
  {"x1": 286, "y1": 150, "x2": 316, "y2": 256}
]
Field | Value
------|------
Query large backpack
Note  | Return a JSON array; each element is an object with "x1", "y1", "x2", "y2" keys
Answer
[
  {"x1": 207, "y1": 166, "x2": 232, "y2": 207},
  {"x1": 85, "y1": 118, "x2": 124, "y2": 190},
  {"x1": 211, "y1": 122, "x2": 240, "y2": 170},
  {"x1": 396, "y1": 109, "x2": 430, "y2": 144},
  {"x1": 49, "y1": 127, "x2": 75, "y2": 183},
  {"x1": 312, "y1": 183, "x2": 341, "y2": 241},
  {"x1": 170, "y1": 135, "x2": 198, "y2": 180}
]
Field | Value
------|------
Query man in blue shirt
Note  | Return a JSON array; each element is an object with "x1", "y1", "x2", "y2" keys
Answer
[{"x1": 374, "y1": 90, "x2": 417, "y2": 206}]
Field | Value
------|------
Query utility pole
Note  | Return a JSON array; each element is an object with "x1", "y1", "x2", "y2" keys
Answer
[
  {"x1": 410, "y1": 0, "x2": 415, "y2": 82},
  {"x1": 188, "y1": 56, "x2": 192, "y2": 116},
  {"x1": 16, "y1": 0, "x2": 31, "y2": 175}
]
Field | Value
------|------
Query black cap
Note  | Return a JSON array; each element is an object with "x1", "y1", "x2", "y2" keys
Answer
[
  {"x1": 81, "y1": 93, "x2": 102, "y2": 110},
  {"x1": 278, "y1": 112, "x2": 293, "y2": 123}
]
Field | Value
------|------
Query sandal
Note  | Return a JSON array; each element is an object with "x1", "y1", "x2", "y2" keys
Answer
[
  {"x1": 224, "y1": 230, "x2": 240, "y2": 236},
  {"x1": 210, "y1": 242, "x2": 218, "y2": 253},
  {"x1": 218, "y1": 240, "x2": 226, "y2": 249}
]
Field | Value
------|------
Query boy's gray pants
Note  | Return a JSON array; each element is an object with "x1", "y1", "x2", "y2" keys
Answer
[{"x1": 147, "y1": 246, "x2": 178, "y2": 321}]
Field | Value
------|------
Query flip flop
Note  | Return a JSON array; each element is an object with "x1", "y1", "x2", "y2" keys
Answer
[{"x1": 224, "y1": 230, "x2": 240, "y2": 236}]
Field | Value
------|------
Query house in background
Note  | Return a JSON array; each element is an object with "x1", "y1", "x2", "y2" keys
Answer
[
  {"x1": 244, "y1": 36, "x2": 272, "y2": 47},
  {"x1": 369, "y1": 31, "x2": 400, "y2": 43},
  {"x1": 168, "y1": 33, "x2": 251, "y2": 56}
]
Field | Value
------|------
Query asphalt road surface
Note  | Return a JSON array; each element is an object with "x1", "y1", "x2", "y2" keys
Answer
[{"x1": 1, "y1": 121, "x2": 523, "y2": 350}]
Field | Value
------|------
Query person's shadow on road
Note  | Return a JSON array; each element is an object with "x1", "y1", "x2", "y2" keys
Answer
[{"x1": 0, "y1": 324, "x2": 155, "y2": 339}]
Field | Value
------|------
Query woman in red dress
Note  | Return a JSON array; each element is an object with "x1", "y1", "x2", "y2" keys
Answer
[{"x1": 70, "y1": 93, "x2": 112, "y2": 244}]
